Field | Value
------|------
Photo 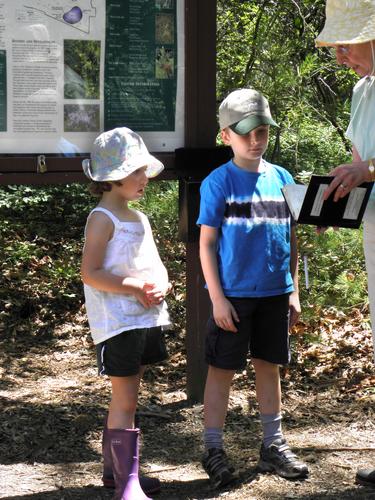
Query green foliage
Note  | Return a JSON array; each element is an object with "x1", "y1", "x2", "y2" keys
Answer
[
  {"x1": 0, "y1": 182, "x2": 185, "y2": 338},
  {"x1": 216, "y1": 1, "x2": 369, "y2": 320},
  {"x1": 0, "y1": 185, "x2": 90, "y2": 323},
  {"x1": 0, "y1": 2, "x2": 369, "y2": 353},
  {"x1": 297, "y1": 225, "x2": 368, "y2": 322},
  {"x1": 275, "y1": 119, "x2": 351, "y2": 177},
  {"x1": 217, "y1": 0, "x2": 358, "y2": 169}
]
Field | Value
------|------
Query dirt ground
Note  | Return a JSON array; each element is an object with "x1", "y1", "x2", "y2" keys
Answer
[{"x1": 2, "y1": 309, "x2": 375, "y2": 500}]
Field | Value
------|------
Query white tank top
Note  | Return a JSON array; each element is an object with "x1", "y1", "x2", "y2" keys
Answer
[{"x1": 83, "y1": 207, "x2": 170, "y2": 344}]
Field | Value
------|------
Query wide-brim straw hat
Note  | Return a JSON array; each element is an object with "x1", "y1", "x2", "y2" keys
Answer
[{"x1": 316, "y1": 0, "x2": 375, "y2": 47}]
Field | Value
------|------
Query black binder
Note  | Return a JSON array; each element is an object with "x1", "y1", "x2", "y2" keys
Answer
[{"x1": 282, "y1": 175, "x2": 373, "y2": 228}]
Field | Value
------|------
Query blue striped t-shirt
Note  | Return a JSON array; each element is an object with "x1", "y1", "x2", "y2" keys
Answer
[{"x1": 197, "y1": 159, "x2": 295, "y2": 298}]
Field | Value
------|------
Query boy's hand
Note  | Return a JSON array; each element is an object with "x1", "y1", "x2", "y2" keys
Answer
[
  {"x1": 212, "y1": 297, "x2": 239, "y2": 333},
  {"x1": 289, "y1": 291, "x2": 301, "y2": 329}
]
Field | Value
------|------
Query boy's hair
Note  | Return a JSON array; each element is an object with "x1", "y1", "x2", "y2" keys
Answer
[{"x1": 88, "y1": 180, "x2": 122, "y2": 197}]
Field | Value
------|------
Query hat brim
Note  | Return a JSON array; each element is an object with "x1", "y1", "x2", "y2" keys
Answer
[
  {"x1": 82, "y1": 154, "x2": 164, "y2": 182},
  {"x1": 230, "y1": 115, "x2": 278, "y2": 135},
  {"x1": 315, "y1": 28, "x2": 375, "y2": 46},
  {"x1": 315, "y1": 8, "x2": 375, "y2": 47}
]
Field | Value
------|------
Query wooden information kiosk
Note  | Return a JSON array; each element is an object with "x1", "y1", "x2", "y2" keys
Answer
[{"x1": 0, "y1": 0, "x2": 228, "y2": 401}]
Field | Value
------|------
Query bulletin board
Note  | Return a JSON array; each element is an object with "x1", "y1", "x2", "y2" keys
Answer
[{"x1": 0, "y1": 0, "x2": 217, "y2": 184}]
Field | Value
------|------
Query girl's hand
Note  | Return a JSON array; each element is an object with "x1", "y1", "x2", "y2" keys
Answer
[
  {"x1": 212, "y1": 297, "x2": 239, "y2": 333},
  {"x1": 123, "y1": 279, "x2": 171, "y2": 307},
  {"x1": 143, "y1": 282, "x2": 168, "y2": 306},
  {"x1": 145, "y1": 281, "x2": 173, "y2": 304},
  {"x1": 122, "y1": 278, "x2": 156, "y2": 308}
]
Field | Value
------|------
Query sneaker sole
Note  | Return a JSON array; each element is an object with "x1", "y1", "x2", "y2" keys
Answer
[
  {"x1": 356, "y1": 476, "x2": 375, "y2": 488},
  {"x1": 202, "y1": 465, "x2": 237, "y2": 489},
  {"x1": 210, "y1": 471, "x2": 237, "y2": 489},
  {"x1": 258, "y1": 460, "x2": 309, "y2": 480}
]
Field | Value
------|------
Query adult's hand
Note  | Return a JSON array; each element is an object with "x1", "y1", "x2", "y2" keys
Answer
[{"x1": 323, "y1": 161, "x2": 370, "y2": 202}]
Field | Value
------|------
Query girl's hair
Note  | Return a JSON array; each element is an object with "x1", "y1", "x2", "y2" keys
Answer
[{"x1": 88, "y1": 180, "x2": 122, "y2": 197}]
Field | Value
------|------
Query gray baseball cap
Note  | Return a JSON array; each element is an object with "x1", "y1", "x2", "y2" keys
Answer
[{"x1": 219, "y1": 88, "x2": 278, "y2": 135}]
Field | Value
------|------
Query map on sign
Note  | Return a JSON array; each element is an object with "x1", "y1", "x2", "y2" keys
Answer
[{"x1": 22, "y1": 1, "x2": 97, "y2": 34}]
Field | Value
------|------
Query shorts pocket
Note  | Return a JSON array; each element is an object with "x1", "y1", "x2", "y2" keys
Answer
[{"x1": 205, "y1": 317, "x2": 221, "y2": 360}]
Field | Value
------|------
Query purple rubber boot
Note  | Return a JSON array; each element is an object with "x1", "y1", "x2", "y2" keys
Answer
[
  {"x1": 102, "y1": 417, "x2": 160, "y2": 494},
  {"x1": 110, "y1": 428, "x2": 152, "y2": 500},
  {"x1": 102, "y1": 417, "x2": 114, "y2": 488}
]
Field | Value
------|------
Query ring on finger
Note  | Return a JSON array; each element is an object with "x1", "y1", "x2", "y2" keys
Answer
[{"x1": 340, "y1": 183, "x2": 347, "y2": 189}]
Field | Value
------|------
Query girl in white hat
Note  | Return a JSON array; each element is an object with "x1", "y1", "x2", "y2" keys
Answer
[
  {"x1": 316, "y1": 0, "x2": 375, "y2": 488},
  {"x1": 81, "y1": 127, "x2": 171, "y2": 499}
]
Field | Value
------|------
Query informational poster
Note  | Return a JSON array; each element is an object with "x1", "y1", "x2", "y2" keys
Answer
[{"x1": 0, "y1": 0, "x2": 184, "y2": 155}]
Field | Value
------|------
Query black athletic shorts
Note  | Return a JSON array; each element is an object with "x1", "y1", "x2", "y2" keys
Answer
[
  {"x1": 96, "y1": 326, "x2": 168, "y2": 377},
  {"x1": 205, "y1": 294, "x2": 290, "y2": 370}
]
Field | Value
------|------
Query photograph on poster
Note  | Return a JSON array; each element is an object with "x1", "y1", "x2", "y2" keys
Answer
[
  {"x1": 155, "y1": 47, "x2": 174, "y2": 79},
  {"x1": 64, "y1": 104, "x2": 100, "y2": 132},
  {"x1": 64, "y1": 40, "x2": 101, "y2": 99},
  {"x1": 155, "y1": 0, "x2": 174, "y2": 9},
  {"x1": 155, "y1": 13, "x2": 174, "y2": 44}
]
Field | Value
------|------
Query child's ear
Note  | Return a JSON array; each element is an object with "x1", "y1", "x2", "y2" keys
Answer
[{"x1": 221, "y1": 128, "x2": 231, "y2": 145}]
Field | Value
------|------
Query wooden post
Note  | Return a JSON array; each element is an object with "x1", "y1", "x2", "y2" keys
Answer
[
  {"x1": 186, "y1": 240, "x2": 210, "y2": 402},
  {"x1": 182, "y1": 0, "x2": 218, "y2": 402}
]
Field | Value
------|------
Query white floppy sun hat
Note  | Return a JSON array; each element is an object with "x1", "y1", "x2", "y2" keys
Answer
[
  {"x1": 316, "y1": 0, "x2": 375, "y2": 47},
  {"x1": 82, "y1": 127, "x2": 164, "y2": 182}
]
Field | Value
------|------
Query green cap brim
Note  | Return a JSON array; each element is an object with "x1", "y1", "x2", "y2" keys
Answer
[{"x1": 230, "y1": 115, "x2": 278, "y2": 135}]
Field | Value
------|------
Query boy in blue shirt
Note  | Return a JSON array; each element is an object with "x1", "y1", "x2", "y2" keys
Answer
[{"x1": 197, "y1": 88, "x2": 308, "y2": 488}]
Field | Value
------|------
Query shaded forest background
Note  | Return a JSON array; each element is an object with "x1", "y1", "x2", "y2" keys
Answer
[
  {"x1": 1, "y1": 2, "x2": 375, "y2": 498},
  {"x1": 1, "y1": 0, "x2": 372, "y2": 403},
  {"x1": 1, "y1": 0, "x2": 372, "y2": 406},
  {"x1": 216, "y1": 0, "x2": 368, "y2": 321}
]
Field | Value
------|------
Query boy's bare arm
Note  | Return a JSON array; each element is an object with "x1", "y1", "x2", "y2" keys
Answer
[
  {"x1": 289, "y1": 226, "x2": 301, "y2": 328},
  {"x1": 199, "y1": 225, "x2": 239, "y2": 332}
]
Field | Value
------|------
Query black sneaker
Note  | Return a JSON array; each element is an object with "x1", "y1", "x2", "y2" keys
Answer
[
  {"x1": 356, "y1": 468, "x2": 375, "y2": 487},
  {"x1": 258, "y1": 438, "x2": 309, "y2": 479},
  {"x1": 202, "y1": 448, "x2": 236, "y2": 488}
]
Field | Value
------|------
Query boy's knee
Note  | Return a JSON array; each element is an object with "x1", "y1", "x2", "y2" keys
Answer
[
  {"x1": 252, "y1": 357, "x2": 279, "y2": 372},
  {"x1": 207, "y1": 365, "x2": 235, "y2": 380}
]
